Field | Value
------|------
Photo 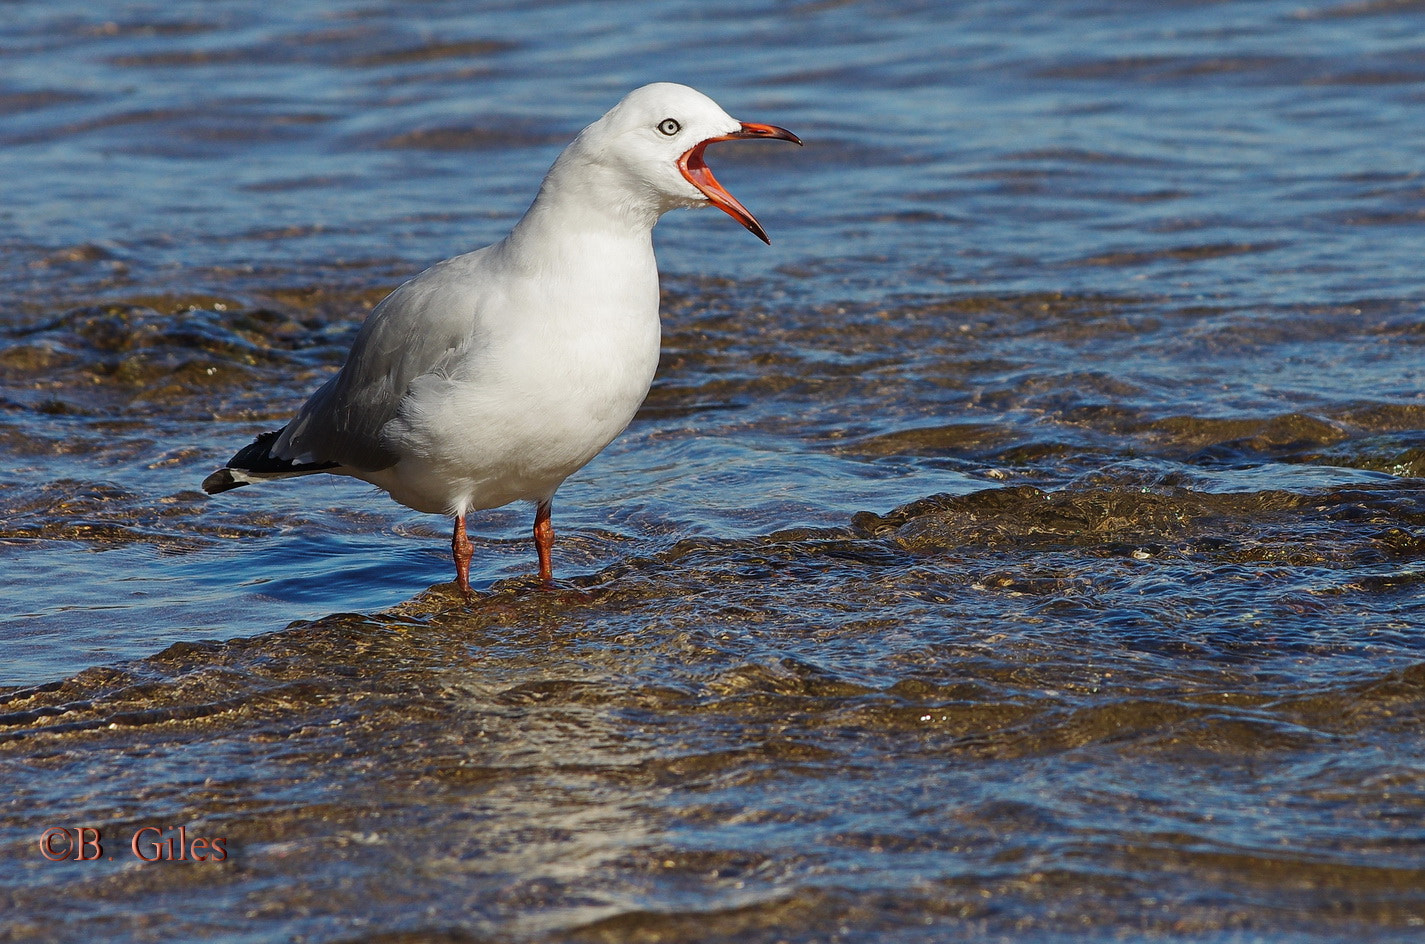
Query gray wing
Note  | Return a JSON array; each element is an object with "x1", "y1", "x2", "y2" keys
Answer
[{"x1": 271, "y1": 250, "x2": 491, "y2": 471}]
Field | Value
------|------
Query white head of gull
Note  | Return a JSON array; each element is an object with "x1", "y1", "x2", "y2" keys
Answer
[{"x1": 203, "y1": 83, "x2": 801, "y2": 598}]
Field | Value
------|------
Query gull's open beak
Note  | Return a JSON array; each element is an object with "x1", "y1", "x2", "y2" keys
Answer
[{"x1": 678, "y1": 122, "x2": 802, "y2": 244}]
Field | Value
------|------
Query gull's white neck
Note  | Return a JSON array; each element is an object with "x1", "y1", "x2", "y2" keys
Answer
[{"x1": 501, "y1": 138, "x2": 664, "y2": 267}]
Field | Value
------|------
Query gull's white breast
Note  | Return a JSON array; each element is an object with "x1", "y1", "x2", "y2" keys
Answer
[{"x1": 361, "y1": 230, "x2": 662, "y2": 516}]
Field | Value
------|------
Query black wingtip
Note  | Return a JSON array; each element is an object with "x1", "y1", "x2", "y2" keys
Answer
[
  {"x1": 203, "y1": 427, "x2": 340, "y2": 495},
  {"x1": 229, "y1": 430, "x2": 284, "y2": 469},
  {"x1": 201, "y1": 468, "x2": 248, "y2": 495}
]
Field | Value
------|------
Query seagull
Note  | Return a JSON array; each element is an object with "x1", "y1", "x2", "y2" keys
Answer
[{"x1": 202, "y1": 83, "x2": 800, "y2": 598}]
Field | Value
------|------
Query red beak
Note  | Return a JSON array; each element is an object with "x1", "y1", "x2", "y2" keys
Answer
[{"x1": 678, "y1": 121, "x2": 802, "y2": 244}]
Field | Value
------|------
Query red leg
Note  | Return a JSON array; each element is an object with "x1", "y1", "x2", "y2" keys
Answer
[
  {"x1": 534, "y1": 499, "x2": 554, "y2": 586},
  {"x1": 451, "y1": 514, "x2": 474, "y2": 599}
]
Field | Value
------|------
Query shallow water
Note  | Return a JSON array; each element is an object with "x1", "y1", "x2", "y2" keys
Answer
[{"x1": 3, "y1": 0, "x2": 1424, "y2": 941}]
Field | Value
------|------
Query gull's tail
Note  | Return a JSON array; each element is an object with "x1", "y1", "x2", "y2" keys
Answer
[{"x1": 202, "y1": 429, "x2": 340, "y2": 495}]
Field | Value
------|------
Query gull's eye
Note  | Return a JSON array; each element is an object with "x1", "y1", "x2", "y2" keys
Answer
[{"x1": 657, "y1": 118, "x2": 681, "y2": 137}]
